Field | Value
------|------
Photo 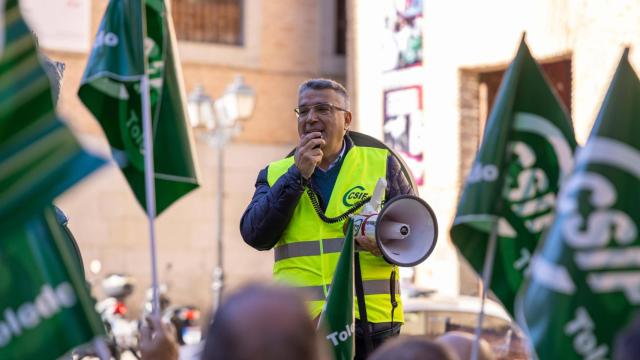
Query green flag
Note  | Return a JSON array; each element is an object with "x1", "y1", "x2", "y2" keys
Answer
[
  {"x1": 0, "y1": 1, "x2": 106, "y2": 357},
  {"x1": 0, "y1": 208, "x2": 106, "y2": 359},
  {"x1": 318, "y1": 220, "x2": 355, "y2": 360},
  {"x1": 78, "y1": 0, "x2": 199, "y2": 215},
  {"x1": 450, "y1": 37, "x2": 577, "y2": 314},
  {"x1": 0, "y1": 0, "x2": 105, "y2": 230},
  {"x1": 517, "y1": 49, "x2": 640, "y2": 360}
]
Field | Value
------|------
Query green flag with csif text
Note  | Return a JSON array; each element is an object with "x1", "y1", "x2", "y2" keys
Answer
[
  {"x1": 78, "y1": 0, "x2": 199, "y2": 215},
  {"x1": 318, "y1": 220, "x2": 355, "y2": 360},
  {"x1": 0, "y1": 209, "x2": 106, "y2": 359},
  {"x1": 0, "y1": 0, "x2": 106, "y2": 357},
  {"x1": 450, "y1": 37, "x2": 577, "y2": 315},
  {"x1": 517, "y1": 49, "x2": 640, "y2": 360}
]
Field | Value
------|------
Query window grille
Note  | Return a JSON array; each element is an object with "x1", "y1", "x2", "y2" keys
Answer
[{"x1": 172, "y1": 0, "x2": 243, "y2": 45}]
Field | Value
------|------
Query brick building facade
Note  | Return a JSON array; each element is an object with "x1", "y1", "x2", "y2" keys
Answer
[{"x1": 39, "y1": 0, "x2": 347, "y2": 316}]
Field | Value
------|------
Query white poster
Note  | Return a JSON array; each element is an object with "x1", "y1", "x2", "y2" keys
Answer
[
  {"x1": 383, "y1": 86, "x2": 425, "y2": 185},
  {"x1": 20, "y1": 0, "x2": 91, "y2": 53},
  {"x1": 381, "y1": 0, "x2": 423, "y2": 72}
]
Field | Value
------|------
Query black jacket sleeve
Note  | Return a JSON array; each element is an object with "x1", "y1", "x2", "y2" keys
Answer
[
  {"x1": 239, "y1": 164, "x2": 306, "y2": 251},
  {"x1": 386, "y1": 154, "x2": 416, "y2": 199},
  {"x1": 240, "y1": 151, "x2": 417, "y2": 251}
]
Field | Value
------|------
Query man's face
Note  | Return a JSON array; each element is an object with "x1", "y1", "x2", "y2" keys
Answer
[{"x1": 297, "y1": 88, "x2": 352, "y2": 157}]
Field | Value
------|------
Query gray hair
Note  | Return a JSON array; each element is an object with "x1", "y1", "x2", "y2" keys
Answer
[{"x1": 298, "y1": 78, "x2": 349, "y2": 109}]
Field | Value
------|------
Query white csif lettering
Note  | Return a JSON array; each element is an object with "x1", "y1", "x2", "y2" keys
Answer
[
  {"x1": 558, "y1": 172, "x2": 635, "y2": 249},
  {"x1": 506, "y1": 140, "x2": 556, "y2": 236},
  {"x1": 564, "y1": 307, "x2": 608, "y2": 360},
  {"x1": 93, "y1": 30, "x2": 119, "y2": 49},
  {"x1": 467, "y1": 162, "x2": 498, "y2": 184},
  {"x1": 556, "y1": 136, "x2": 640, "y2": 304},
  {"x1": 0, "y1": 283, "x2": 77, "y2": 348},
  {"x1": 326, "y1": 323, "x2": 354, "y2": 346},
  {"x1": 126, "y1": 111, "x2": 144, "y2": 154},
  {"x1": 506, "y1": 112, "x2": 575, "y2": 239}
]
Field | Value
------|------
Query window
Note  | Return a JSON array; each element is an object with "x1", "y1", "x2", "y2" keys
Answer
[
  {"x1": 172, "y1": 0, "x2": 243, "y2": 46},
  {"x1": 458, "y1": 56, "x2": 572, "y2": 194},
  {"x1": 478, "y1": 58, "x2": 572, "y2": 136}
]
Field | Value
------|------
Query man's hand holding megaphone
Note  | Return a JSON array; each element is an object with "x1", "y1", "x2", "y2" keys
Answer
[
  {"x1": 348, "y1": 178, "x2": 439, "y2": 267},
  {"x1": 350, "y1": 178, "x2": 387, "y2": 257}
]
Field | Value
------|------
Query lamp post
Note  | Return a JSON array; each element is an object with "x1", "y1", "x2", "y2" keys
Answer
[{"x1": 188, "y1": 75, "x2": 256, "y2": 311}]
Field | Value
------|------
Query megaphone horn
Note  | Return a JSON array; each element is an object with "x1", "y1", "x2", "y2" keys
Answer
[{"x1": 352, "y1": 195, "x2": 438, "y2": 267}]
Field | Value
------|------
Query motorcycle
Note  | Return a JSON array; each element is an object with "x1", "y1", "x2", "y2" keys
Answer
[
  {"x1": 142, "y1": 284, "x2": 202, "y2": 346},
  {"x1": 96, "y1": 273, "x2": 140, "y2": 359}
]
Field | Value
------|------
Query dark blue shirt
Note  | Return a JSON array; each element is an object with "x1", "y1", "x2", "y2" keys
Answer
[{"x1": 311, "y1": 155, "x2": 344, "y2": 209}]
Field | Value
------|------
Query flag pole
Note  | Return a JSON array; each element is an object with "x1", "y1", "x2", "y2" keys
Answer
[
  {"x1": 141, "y1": 72, "x2": 160, "y2": 315},
  {"x1": 470, "y1": 217, "x2": 499, "y2": 360}
]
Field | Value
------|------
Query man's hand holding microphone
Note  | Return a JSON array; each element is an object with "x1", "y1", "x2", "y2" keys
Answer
[{"x1": 294, "y1": 131, "x2": 325, "y2": 179}]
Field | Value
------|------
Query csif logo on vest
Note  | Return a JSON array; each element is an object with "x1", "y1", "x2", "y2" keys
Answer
[{"x1": 342, "y1": 185, "x2": 369, "y2": 207}]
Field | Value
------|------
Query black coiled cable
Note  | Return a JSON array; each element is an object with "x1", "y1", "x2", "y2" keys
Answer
[{"x1": 305, "y1": 187, "x2": 371, "y2": 224}]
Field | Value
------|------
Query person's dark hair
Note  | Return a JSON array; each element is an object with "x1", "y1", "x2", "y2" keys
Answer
[
  {"x1": 298, "y1": 78, "x2": 349, "y2": 109},
  {"x1": 368, "y1": 335, "x2": 457, "y2": 360},
  {"x1": 202, "y1": 283, "x2": 319, "y2": 360},
  {"x1": 615, "y1": 313, "x2": 640, "y2": 360}
]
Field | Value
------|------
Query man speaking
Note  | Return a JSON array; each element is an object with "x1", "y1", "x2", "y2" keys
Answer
[{"x1": 240, "y1": 78, "x2": 416, "y2": 359}]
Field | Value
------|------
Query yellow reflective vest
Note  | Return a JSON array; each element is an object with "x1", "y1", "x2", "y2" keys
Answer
[{"x1": 267, "y1": 145, "x2": 403, "y2": 323}]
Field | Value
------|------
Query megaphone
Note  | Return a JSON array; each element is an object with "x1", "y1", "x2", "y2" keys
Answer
[{"x1": 351, "y1": 179, "x2": 438, "y2": 267}]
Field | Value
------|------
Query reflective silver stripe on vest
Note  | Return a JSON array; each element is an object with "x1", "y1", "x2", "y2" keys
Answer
[
  {"x1": 294, "y1": 280, "x2": 401, "y2": 301},
  {"x1": 274, "y1": 238, "x2": 345, "y2": 261}
]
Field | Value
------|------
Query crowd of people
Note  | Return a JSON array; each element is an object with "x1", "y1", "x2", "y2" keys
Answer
[
  {"x1": 137, "y1": 282, "x2": 640, "y2": 359},
  {"x1": 138, "y1": 283, "x2": 496, "y2": 360}
]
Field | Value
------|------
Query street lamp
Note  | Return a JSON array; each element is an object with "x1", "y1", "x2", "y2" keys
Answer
[{"x1": 188, "y1": 75, "x2": 256, "y2": 311}]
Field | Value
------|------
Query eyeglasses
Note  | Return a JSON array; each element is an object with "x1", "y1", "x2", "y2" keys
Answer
[{"x1": 294, "y1": 103, "x2": 349, "y2": 118}]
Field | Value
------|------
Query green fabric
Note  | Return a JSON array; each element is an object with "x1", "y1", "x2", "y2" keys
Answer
[
  {"x1": 0, "y1": 1, "x2": 105, "y2": 357},
  {"x1": 517, "y1": 49, "x2": 640, "y2": 360},
  {"x1": 267, "y1": 146, "x2": 403, "y2": 323},
  {"x1": 318, "y1": 220, "x2": 355, "y2": 360},
  {"x1": 450, "y1": 37, "x2": 577, "y2": 315},
  {"x1": 0, "y1": 0, "x2": 105, "y2": 231},
  {"x1": 0, "y1": 208, "x2": 105, "y2": 359},
  {"x1": 78, "y1": 0, "x2": 199, "y2": 216}
]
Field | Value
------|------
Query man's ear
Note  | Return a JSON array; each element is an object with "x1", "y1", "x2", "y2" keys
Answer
[{"x1": 344, "y1": 111, "x2": 352, "y2": 130}]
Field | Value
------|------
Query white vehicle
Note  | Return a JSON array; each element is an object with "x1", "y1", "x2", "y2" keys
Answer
[{"x1": 402, "y1": 293, "x2": 529, "y2": 359}]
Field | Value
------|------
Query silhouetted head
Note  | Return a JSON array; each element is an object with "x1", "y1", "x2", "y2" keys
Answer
[
  {"x1": 438, "y1": 331, "x2": 496, "y2": 360},
  {"x1": 615, "y1": 314, "x2": 640, "y2": 360},
  {"x1": 369, "y1": 335, "x2": 457, "y2": 360},
  {"x1": 202, "y1": 283, "x2": 320, "y2": 360}
]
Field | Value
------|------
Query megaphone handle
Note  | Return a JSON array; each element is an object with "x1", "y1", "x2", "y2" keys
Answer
[{"x1": 362, "y1": 178, "x2": 387, "y2": 214}]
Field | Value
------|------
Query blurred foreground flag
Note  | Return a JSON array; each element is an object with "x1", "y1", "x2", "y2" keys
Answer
[
  {"x1": 0, "y1": 0, "x2": 104, "y2": 228},
  {"x1": 0, "y1": 209, "x2": 106, "y2": 359},
  {"x1": 79, "y1": 0, "x2": 199, "y2": 215},
  {"x1": 517, "y1": 49, "x2": 640, "y2": 360},
  {"x1": 0, "y1": 0, "x2": 106, "y2": 358},
  {"x1": 450, "y1": 36, "x2": 577, "y2": 314},
  {"x1": 318, "y1": 221, "x2": 355, "y2": 360}
]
